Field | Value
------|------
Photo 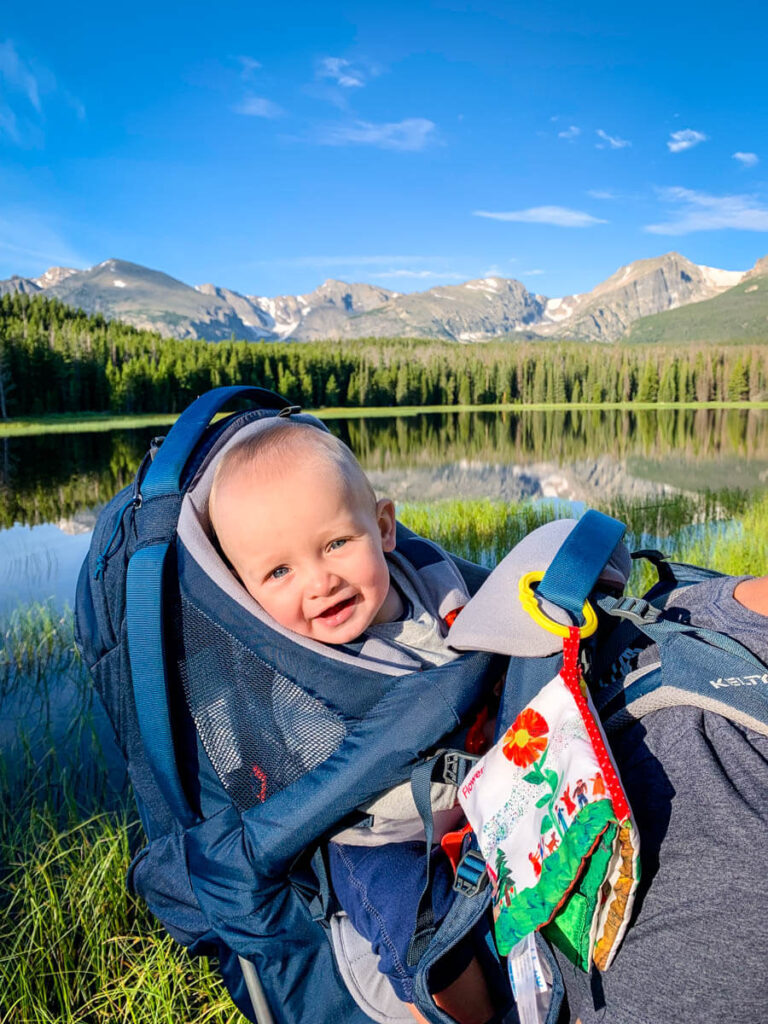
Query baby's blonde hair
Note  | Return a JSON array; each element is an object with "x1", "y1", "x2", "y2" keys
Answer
[{"x1": 209, "y1": 420, "x2": 376, "y2": 531}]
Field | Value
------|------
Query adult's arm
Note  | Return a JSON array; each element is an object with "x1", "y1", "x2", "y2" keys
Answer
[{"x1": 734, "y1": 574, "x2": 768, "y2": 615}]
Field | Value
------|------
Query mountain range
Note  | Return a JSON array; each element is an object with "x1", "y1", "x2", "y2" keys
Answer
[{"x1": 1, "y1": 251, "x2": 765, "y2": 344}]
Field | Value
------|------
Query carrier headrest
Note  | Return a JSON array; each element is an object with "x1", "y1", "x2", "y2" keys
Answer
[
  {"x1": 184, "y1": 410, "x2": 330, "y2": 536},
  {"x1": 448, "y1": 518, "x2": 631, "y2": 658}
]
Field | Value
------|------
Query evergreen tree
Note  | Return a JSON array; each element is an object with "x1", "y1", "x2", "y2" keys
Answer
[
  {"x1": 727, "y1": 357, "x2": 750, "y2": 401},
  {"x1": 636, "y1": 360, "x2": 660, "y2": 403},
  {"x1": 494, "y1": 848, "x2": 515, "y2": 907}
]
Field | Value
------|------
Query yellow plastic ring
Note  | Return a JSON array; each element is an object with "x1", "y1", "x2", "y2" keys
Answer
[{"x1": 518, "y1": 570, "x2": 598, "y2": 640}]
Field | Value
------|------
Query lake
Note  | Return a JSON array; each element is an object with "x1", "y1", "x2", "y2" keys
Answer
[{"x1": 2, "y1": 406, "x2": 768, "y2": 614}]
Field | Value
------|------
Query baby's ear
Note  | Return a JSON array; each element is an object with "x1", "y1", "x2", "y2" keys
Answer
[{"x1": 376, "y1": 498, "x2": 397, "y2": 552}]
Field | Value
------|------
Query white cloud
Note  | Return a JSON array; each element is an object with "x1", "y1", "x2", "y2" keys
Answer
[
  {"x1": 522, "y1": 269, "x2": 545, "y2": 276},
  {"x1": 318, "y1": 57, "x2": 365, "y2": 88},
  {"x1": 238, "y1": 56, "x2": 262, "y2": 77},
  {"x1": 0, "y1": 40, "x2": 83, "y2": 145},
  {"x1": 0, "y1": 39, "x2": 41, "y2": 111},
  {"x1": 318, "y1": 118, "x2": 437, "y2": 151},
  {"x1": 645, "y1": 186, "x2": 768, "y2": 234},
  {"x1": 474, "y1": 206, "x2": 607, "y2": 228},
  {"x1": 558, "y1": 125, "x2": 580, "y2": 140},
  {"x1": 234, "y1": 96, "x2": 284, "y2": 118},
  {"x1": 587, "y1": 189, "x2": 619, "y2": 199},
  {"x1": 596, "y1": 128, "x2": 630, "y2": 149},
  {"x1": 667, "y1": 129, "x2": 707, "y2": 153},
  {"x1": 733, "y1": 151, "x2": 759, "y2": 168},
  {"x1": 0, "y1": 105, "x2": 20, "y2": 144}
]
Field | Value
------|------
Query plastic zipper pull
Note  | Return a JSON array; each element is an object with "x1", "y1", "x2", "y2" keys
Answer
[{"x1": 93, "y1": 497, "x2": 140, "y2": 580}]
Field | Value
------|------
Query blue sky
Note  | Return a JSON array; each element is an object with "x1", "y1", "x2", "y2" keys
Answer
[{"x1": 1, "y1": 0, "x2": 767, "y2": 299}]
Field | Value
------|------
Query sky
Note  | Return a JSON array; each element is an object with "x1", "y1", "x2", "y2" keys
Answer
[{"x1": 1, "y1": 0, "x2": 767, "y2": 300}]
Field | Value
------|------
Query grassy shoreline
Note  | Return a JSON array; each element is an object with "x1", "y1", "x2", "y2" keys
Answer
[{"x1": 2, "y1": 400, "x2": 768, "y2": 437}]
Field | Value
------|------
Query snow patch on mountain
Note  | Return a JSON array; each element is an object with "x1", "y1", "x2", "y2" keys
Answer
[{"x1": 698, "y1": 265, "x2": 745, "y2": 290}]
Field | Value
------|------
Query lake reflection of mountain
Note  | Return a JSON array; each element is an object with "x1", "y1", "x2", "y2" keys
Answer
[
  {"x1": 2, "y1": 408, "x2": 768, "y2": 528},
  {"x1": 367, "y1": 455, "x2": 682, "y2": 504}
]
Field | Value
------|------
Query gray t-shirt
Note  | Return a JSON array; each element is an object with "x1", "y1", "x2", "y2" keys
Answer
[
  {"x1": 557, "y1": 575, "x2": 768, "y2": 1024},
  {"x1": 364, "y1": 562, "x2": 459, "y2": 668}
]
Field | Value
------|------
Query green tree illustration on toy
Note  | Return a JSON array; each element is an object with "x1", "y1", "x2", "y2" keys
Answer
[
  {"x1": 502, "y1": 707, "x2": 564, "y2": 841},
  {"x1": 494, "y1": 848, "x2": 516, "y2": 907}
]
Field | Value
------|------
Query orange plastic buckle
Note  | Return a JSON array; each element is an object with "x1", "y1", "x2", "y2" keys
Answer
[{"x1": 441, "y1": 822, "x2": 473, "y2": 873}]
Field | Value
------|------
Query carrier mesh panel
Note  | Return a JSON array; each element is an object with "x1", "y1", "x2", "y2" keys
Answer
[{"x1": 177, "y1": 597, "x2": 347, "y2": 811}]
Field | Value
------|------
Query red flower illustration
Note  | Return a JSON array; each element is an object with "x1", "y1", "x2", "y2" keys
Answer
[{"x1": 502, "y1": 708, "x2": 549, "y2": 767}]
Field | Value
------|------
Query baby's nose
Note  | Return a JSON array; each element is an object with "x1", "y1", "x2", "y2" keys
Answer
[{"x1": 310, "y1": 567, "x2": 341, "y2": 596}]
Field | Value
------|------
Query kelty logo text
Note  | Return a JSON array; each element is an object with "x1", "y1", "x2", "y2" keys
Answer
[{"x1": 709, "y1": 673, "x2": 768, "y2": 689}]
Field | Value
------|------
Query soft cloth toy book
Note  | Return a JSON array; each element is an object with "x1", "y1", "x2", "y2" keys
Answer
[{"x1": 449, "y1": 518, "x2": 641, "y2": 974}]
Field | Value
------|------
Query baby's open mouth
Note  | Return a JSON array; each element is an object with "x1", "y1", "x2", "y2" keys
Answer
[{"x1": 317, "y1": 596, "x2": 356, "y2": 620}]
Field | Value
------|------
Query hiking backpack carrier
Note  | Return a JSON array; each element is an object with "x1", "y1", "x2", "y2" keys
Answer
[{"x1": 75, "y1": 386, "x2": 526, "y2": 1024}]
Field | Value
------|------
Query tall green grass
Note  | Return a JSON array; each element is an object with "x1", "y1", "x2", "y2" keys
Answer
[
  {"x1": 0, "y1": 607, "x2": 242, "y2": 1024},
  {"x1": 1, "y1": 792, "x2": 240, "y2": 1023},
  {"x1": 2, "y1": 490, "x2": 767, "y2": 1022},
  {"x1": 398, "y1": 488, "x2": 765, "y2": 588}
]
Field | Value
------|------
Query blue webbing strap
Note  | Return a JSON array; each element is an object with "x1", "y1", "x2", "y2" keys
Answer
[
  {"x1": 536, "y1": 510, "x2": 627, "y2": 624},
  {"x1": 126, "y1": 386, "x2": 289, "y2": 829},
  {"x1": 127, "y1": 543, "x2": 197, "y2": 828},
  {"x1": 404, "y1": 750, "x2": 480, "y2": 967},
  {"x1": 142, "y1": 385, "x2": 289, "y2": 500}
]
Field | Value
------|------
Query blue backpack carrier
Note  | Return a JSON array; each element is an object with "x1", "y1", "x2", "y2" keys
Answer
[
  {"x1": 75, "y1": 386, "x2": 525, "y2": 1024},
  {"x1": 75, "y1": 386, "x2": 768, "y2": 1024}
]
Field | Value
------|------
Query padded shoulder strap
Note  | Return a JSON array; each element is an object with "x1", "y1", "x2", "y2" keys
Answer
[
  {"x1": 127, "y1": 387, "x2": 290, "y2": 828},
  {"x1": 594, "y1": 594, "x2": 768, "y2": 735}
]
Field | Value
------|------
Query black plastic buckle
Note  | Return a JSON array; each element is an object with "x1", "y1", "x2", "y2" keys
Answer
[
  {"x1": 607, "y1": 595, "x2": 661, "y2": 626},
  {"x1": 278, "y1": 405, "x2": 302, "y2": 417},
  {"x1": 453, "y1": 849, "x2": 488, "y2": 897},
  {"x1": 630, "y1": 548, "x2": 667, "y2": 564},
  {"x1": 441, "y1": 750, "x2": 479, "y2": 787}
]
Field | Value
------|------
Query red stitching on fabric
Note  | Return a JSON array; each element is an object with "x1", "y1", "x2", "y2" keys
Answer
[{"x1": 252, "y1": 764, "x2": 268, "y2": 803}]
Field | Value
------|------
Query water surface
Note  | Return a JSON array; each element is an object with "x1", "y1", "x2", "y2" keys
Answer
[{"x1": 1, "y1": 407, "x2": 767, "y2": 611}]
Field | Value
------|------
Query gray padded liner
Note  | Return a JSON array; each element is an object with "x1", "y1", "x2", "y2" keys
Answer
[
  {"x1": 176, "y1": 414, "x2": 408, "y2": 676},
  {"x1": 329, "y1": 913, "x2": 412, "y2": 1024}
]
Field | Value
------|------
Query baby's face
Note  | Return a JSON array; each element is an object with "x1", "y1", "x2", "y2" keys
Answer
[{"x1": 212, "y1": 459, "x2": 399, "y2": 644}]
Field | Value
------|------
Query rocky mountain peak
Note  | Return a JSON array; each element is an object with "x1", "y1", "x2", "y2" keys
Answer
[
  {"x1": 0, "y1": 251, "x2": 759, "y2": 343},
  {"x1": 303, "y1": 279, "x2": 396, "y2": 313},
  {"x1": 34, "y1": 265, "x2": 79, "y2": 288}
]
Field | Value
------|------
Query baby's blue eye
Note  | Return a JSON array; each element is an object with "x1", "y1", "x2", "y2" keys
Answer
[
  {"x1": 328, "y1": 538, "x2": 347, "y2": 551},
  {"x1": 270, "y1": 566, "x2": 290, "y2": 580}
]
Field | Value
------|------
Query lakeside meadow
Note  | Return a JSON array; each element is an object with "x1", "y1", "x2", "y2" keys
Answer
[{"x1": 2, "y1": 489, "x2": 768, "y2": 1023}]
